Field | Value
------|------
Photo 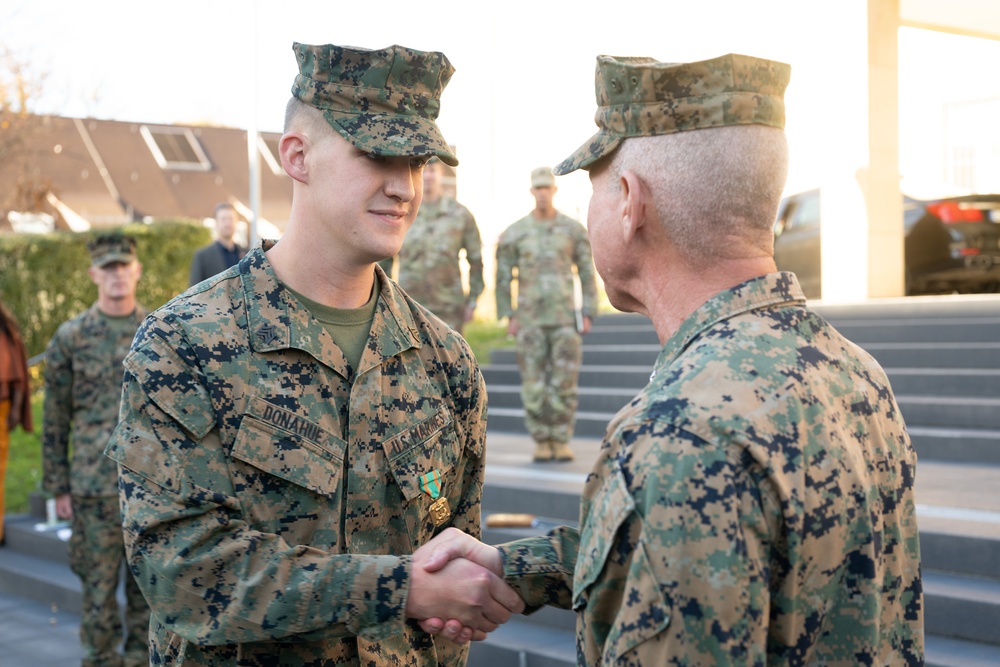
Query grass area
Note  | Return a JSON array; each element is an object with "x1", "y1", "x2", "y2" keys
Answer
[
  {"x1": 5, "y1": 393, "x2": 43, "y2": 515},
  {"x1": 463, "y1": 318, "x2": 516, "y2": 365}
]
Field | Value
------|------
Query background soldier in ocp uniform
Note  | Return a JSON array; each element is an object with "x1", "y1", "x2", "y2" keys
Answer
[
  {"x1": 380, "y1": 156, "x2": 484, "y2": 335},
  {"x1": 42, "y1": 234, "x2": 150, "y2": 667},
  {"x1": 495, "y1": 166, "x2": 598, "y2": 462}
]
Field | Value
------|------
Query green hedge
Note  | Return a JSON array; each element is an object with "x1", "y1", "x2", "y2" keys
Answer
[{"x1": 0, "y1": 220, "x2": 212, "y2": 359}]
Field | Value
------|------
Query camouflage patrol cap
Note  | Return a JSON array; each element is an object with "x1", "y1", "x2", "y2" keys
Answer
[
  {"x1": 87, "y1": 234, "x2": 137, "y2": 267},
  {"x1": 554, "y1": 53, "x2": 791, "y2": 175},
  {"x1": 291, "y1": 42, "x2": 459, "y2": 166},
  {"x1": 530, "y1": 166, "x2": 555, "y2": 188}
]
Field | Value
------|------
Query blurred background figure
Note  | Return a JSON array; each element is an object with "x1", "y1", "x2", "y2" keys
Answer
[
  {"x1": 0, "y1": 299, "x2": 33, "y2": 545},
  {"x1": 42, "y1": 234, "x2": 150, "y2": 667},
  {"x1": 189, "y1": 202, "x2": 247, "y2": 286},
  {"x1": 381, "y1": 157, "x2": 483, "y2": 335},
  {"x1": 495, "y1": 166, "x2": 597, "y2": 463}
]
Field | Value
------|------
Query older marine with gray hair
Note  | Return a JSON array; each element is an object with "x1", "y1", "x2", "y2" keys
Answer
[{"x1": 422, "y1": 52, "x2": 923, "y2": 665}]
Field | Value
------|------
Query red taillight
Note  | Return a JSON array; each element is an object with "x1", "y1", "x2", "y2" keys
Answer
[
  {"x1": 959, "y1": 247, "x2": 981, "y2": 256},
  {"x1": 928, "y1": 201, "x2": 985, "y2": 223}
]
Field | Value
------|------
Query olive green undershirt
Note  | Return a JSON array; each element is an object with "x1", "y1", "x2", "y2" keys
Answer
[
  {"x1": 284, "y1": 280, "x2": 379, "y2": 371},
  {"x1": 99, "y1": 310, "x2": 138, "y2": 334}
]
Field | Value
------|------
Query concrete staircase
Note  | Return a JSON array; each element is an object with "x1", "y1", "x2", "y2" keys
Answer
[{"x1": 474, "y1": 295, "x2": 1000, "y2": 667}]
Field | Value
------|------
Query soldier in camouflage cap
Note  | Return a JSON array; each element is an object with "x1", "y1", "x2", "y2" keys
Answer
[
  {"x1": 105, "y1": 42, "x2": 523, "y2": 666},
  {"x1": 43, "y1": 233, "x2": 150, "y2": 667},
  {"x1": 422, "y1": 53, "x2": 924, "y2": 664},
  {"x1": 495, "y1": 166, "x2": 598, "y2": 462},
  {"x1": 380, "y1": 157, "x2": 484, "y2": 335}
]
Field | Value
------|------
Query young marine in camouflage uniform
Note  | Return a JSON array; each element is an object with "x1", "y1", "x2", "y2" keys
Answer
[
  {"x1": 422, "y1": 54, "x2": 924, "y2": 664},
  {"x1": 495, "y1": 167, "x2": 598, "y2": 462},
  {"x1": 42, "y1": 234, "x2": 150, "y2": 667},
  {"x1": 105, "y1": 43, "x2": 523, "y2": 666},
  {"x1": 381, "y1": 157, "x2": 484, "y2": 334}
]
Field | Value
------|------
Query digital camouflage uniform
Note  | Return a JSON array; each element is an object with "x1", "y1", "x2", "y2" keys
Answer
[
  {"x1": 497, "y1": 273, "x2": 923, "y2": 665},
  {"x1": 43, "y1": 302, "x2": 151, "y2": 667},
  {"x1": 106, "y1": 245, "x2": 487, "y2": 666},
  {"x1": 387, "y1": 195, "x2": 484, "y2": 333},
  {"x1": 491, "y1": 52, "x2": 924, "y2": 664},
  {"x1": 495, "y1": 210, "x2": 597, "y2": 448}
]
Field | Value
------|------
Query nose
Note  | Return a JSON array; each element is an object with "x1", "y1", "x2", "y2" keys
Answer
[{"x1": 384, "y1": 160, "x2": 418, "y2": 202}]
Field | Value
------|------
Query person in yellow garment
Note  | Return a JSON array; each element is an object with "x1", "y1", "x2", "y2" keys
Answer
[{"x1": 0, "y1": 299, "x2": 33, "y2": 545}]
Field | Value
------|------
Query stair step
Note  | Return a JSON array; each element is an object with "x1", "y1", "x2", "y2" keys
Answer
[
  {"x1": 0, "y1": 547, "x2": 82, "y2": 615},
  {"x1": 924, "y1": 570, "x2": 1000, "y2": 646},
  {"x1": 925, "y1": 635, "x2": 1000, "y2": 667},
  {"x1": 898, "y1": 395, "x2": 1000, "y2": 431},
  {"x1": 467, "y1": 615, "x2": 575, "y2": 667},
  {"x1": 0, "y1": 590, "x2": 83, "y2": 666},
  {"x1": 909, "y1": 427, "x2": 1000, "y2": 465}
]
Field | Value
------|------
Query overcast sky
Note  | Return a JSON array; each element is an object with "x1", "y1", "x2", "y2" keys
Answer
[{"x1": 5, "y1": 0, "x2": 1000, "y2": 245}]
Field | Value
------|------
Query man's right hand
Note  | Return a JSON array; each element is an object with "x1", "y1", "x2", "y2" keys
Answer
[
  {"x1": 406, "y1": 532, "x2": 524, "y2": 636},
  {"x1": 507, "y1": 316, "x2": 519, "y2": 337},
  {"x1": 55, "y1": 492, "x2": 73, "y2": 520}
]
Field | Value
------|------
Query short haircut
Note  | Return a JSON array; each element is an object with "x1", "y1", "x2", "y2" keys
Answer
[
  {"x1": 283, "y1": 96, "x2": 330, "y2": 137},
  {"x1": 214, "y1": 202, "x2": 237, "y2": 218},
  {"x1": 607, "y1": 125, "x2": 788, "y2": 266}
]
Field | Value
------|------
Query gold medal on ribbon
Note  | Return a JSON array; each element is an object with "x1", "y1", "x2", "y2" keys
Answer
[{"x1": 419, "y1": 470, "x2": 451, "y2": 527}]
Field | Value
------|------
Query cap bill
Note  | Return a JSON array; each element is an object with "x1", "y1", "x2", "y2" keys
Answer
[{"x1": 553, "y1": 131, "x2": 621, "y2": 175}]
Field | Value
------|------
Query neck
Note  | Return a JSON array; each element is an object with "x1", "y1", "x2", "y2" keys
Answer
[
  {"x1": 640, "y1": 256, "x2": 777, "y2": 345},
  {"x1": 534, "y1": 206, "x2": 556, "y2": 219},
  {"x1": 217, "y1": 238, "x2": 236, "y2": 251},
  {"x1": 266, "y1": 223, "x2": 376, "y2": 309},
  {"x1": 98, "y1": 295, "x2": 136, "y2": 318}
]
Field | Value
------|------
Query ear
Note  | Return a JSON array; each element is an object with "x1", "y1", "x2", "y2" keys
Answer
[
  {"x1": 279, "y1": 132, "x2": 309, "y2": 184},
  {"x1": 87, "y1": 265, "x2": 99, "y2": 286},
  {"x1": 619, "y1": 170, "x2": 646, "y2": 244}
]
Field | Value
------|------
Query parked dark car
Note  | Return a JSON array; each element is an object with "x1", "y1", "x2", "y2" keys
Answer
[{"x1": 772, "y1": 189, "x2": 1000, "y2": 298}]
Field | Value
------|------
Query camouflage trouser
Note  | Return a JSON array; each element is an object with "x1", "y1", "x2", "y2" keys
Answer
[
  {"x1": 515, "y1": 324, "x2": 582, "y2": 444},
  {"x1": 69, "y1": 495, "x2": 151, "y2": 667}
]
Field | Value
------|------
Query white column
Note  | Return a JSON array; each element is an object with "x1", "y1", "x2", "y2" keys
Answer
[{"x1": 818, "y1": 0, "x2": 903, "y2": 302}]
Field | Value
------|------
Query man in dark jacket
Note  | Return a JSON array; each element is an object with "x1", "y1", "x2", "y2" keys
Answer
[{"x1": 189, "y1": 202, "x2": 246, "y2": 286}]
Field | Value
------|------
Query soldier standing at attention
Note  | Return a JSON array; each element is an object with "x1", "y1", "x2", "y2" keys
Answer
[
  {"x1": 422, "y1": 53, "x2": 924, "y2": 663},
  {"x1": 42, "y1": 234, "x2": 150, "y2": 667},
  {"x1": 495, "y1": 166, "x2": 598, "y2": 462},
  {"x1": 381, "y1": 157, "x2": 484, "y2": 335},
  {"x1": 105, "y1": 42, "x2": 523, "y2": 666}
]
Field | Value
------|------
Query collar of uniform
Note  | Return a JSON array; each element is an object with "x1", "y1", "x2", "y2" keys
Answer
[
  {"x1": 362, "y1": 262, "x2": 423, "y2": 373},
  {"x1": 81, "y1": 301, "x2": 147, "y2": 332},
  {"x1": 240, "y1": 245, "x2": 308, "y2": 356},
  {"x1": 240, "y1": 244, "x2": 421, "y2": 368},
  {"x1": 651, "y1": 272, "x2": 807, "y2": 378}
]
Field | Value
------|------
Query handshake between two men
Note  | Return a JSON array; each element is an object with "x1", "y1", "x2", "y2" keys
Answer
[{"x1": 406, "y1": 528, "x2": 520, "y2": 643}]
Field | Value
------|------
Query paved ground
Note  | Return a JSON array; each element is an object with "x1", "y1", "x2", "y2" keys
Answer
[{"x1": 2, "y1": 432, "x2": 997, "y2": 666}]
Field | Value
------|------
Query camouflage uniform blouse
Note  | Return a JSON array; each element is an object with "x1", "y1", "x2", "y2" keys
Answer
[
  {"x1": 497, "y1": 273, "x2": 923, "y2": 666},
  {"x1": 42, "y1": 303, "x2": 147, "y2": 497},
  {"x1": 495, "y1": 211, "x2": 598, "y2": 328},
  {"x1": 106, "y1": 245, "x2": 487, "y2": 667},
  {"x1": 395, "y1": 196, "x2": 484, "y2": 315}
]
